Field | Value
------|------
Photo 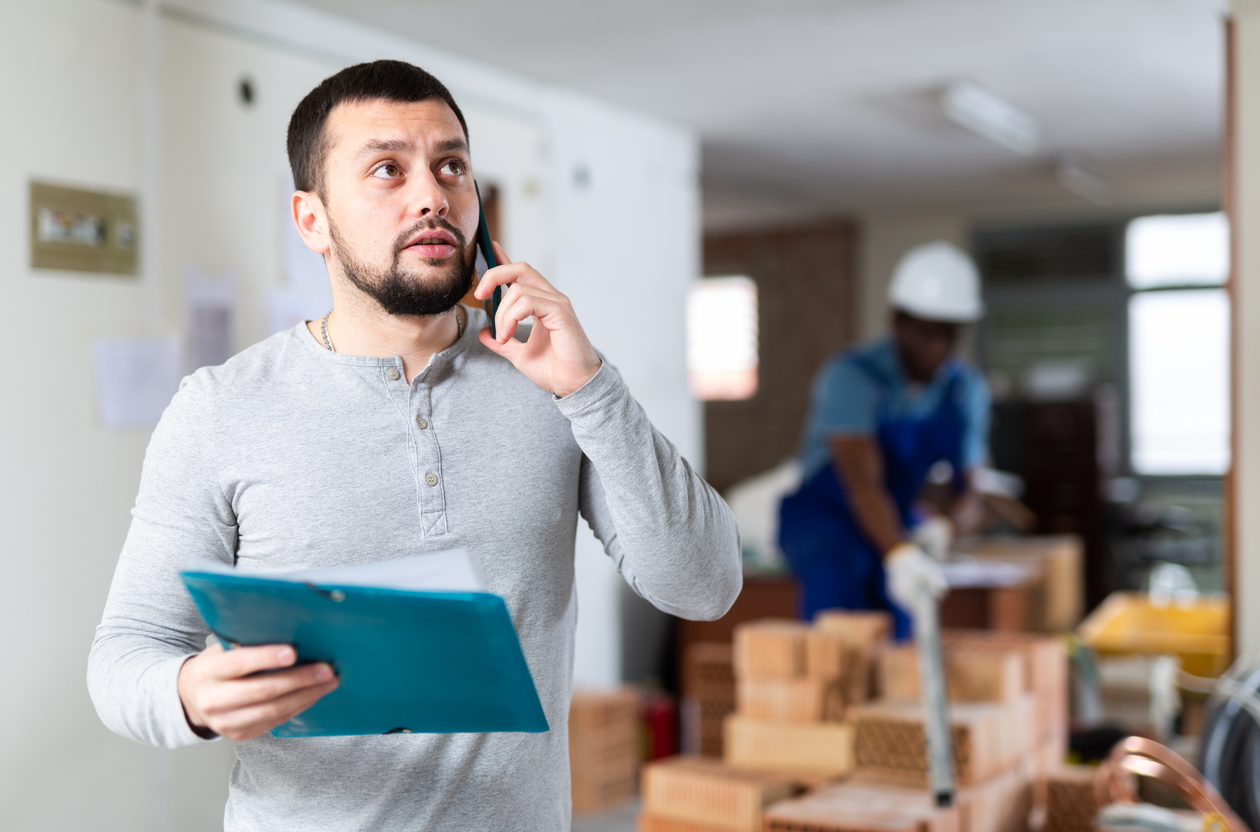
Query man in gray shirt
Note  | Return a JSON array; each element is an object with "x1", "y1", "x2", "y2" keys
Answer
[{"x1": 88, "y1": 60, "x2": 741, "y2": 831}]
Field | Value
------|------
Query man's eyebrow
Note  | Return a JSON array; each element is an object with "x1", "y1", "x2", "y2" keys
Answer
[
  {"x1": 354, "y1": 137, "x2": 469, "y2": 162},
  {"x1": 354, "y1": 139, "x2": 412, "y2": 162},
  {"x1": 434, "y1": 137, "x2": 470, "y2": 156}
]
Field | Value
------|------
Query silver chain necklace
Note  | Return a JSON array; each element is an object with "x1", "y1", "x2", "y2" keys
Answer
[
  {"x1": 321, "y1": 311, "x2": 336, "y2": 352},
  {"x1": 319, "y1": 307, "x2": 465, "y2": 353}
]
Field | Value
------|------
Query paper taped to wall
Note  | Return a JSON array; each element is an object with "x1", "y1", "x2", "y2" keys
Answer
[
  {"x1": 186, "y1": 269, "x2": 238, "y2": 371},
  {"x1": 93, "y1": 337, "x2": 182, "y2": 429}
]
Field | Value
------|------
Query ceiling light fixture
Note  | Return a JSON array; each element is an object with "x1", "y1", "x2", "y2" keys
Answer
[
  {"x1": 1056, "y1": 153, "x2": 1112, "y2": 204},
  {"x1": 940, "y1": 80, "x2": 1040, "y2": 156}
]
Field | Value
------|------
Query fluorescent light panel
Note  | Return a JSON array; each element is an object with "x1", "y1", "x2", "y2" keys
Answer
[
  {"x1": 941, "y1": 80, "x2": 1040, "y2": 156},
  {"x1": 1056, "y1": 155, "x2": 1112, "y2": 204}
]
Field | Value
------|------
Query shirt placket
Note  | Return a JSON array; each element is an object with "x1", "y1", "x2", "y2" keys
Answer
[{"x1": 409, "y1": 377, "x2": 448, "y2": 537}]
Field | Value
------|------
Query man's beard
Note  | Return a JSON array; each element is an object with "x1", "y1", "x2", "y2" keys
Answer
[{"x1": 328, "y1": 215, "x2": 475, "y2": 318}]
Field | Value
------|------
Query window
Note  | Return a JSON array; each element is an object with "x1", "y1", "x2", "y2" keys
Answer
[
  {"x1": 687, "y1": 276, "x2": 758, "y2": 400},
  {"x1": 1126, "y1": 213, "x2": 1230, "y2": 475},
  {"x1": 1126, "y1": 212, "x2": 1229, "y2": 289}
]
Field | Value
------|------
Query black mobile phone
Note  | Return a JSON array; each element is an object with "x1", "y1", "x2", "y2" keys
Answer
[{"x1": 474, "y1": 181, "x2": 503, "y2": 340}]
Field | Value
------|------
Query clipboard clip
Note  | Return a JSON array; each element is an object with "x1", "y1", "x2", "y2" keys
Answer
[{"x1": 306, "y1": 583, "x2": 346, "y2": 602}]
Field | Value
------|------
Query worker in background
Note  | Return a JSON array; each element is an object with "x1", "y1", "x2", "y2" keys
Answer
[{"x1": 779, "y1": 241, "x2": 990, "y2": 639}]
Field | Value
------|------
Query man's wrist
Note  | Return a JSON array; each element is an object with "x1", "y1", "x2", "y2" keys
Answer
[
  {"x1": 183, "y1": 704, "x2": 218, "y2": 740},
  {"x1": 553, "y1": 359, "x2": 606, "y2": 402},
  {"x1": 555, "y1": 358, "x2": 603, "y2": 399},
  {"x1": 177, "y1": 654, "x2": 218, "y2": 739}
]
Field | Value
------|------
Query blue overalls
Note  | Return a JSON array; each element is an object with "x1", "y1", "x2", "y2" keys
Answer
[{"x1": 778, "y1": 354, "x2": 967, "y2": 640}]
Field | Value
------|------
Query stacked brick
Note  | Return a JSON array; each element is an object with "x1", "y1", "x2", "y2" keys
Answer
[
  {"x1": 871, "y1": 631, "x2": 1069, "y2": 777},
  {"x1": 942, "y1": 630, "x2": 1071, "y2": 771},
  {"x1": 724, "y1": 613, "x2": 890, "y2": 778},
  {"x1": 638, "y1": 757, "x2": 801, "y2": 832},
  {"x1": 1041, "y1": 765, "x2": 1100, "y2": 832},
  {"x1": 757, "y1": 626, "x2": 1069, "y2": 832},
  {"x1": 682, "y1": 643, "x2": 737, "y2": 758},
  {"x1": 569, "y1": 688, "x2": 642, "y2": 814},
  {"x1": 764, "y1": 780, "x2": 963, "y2": 832},
  {"x1": 636, "y1": 619, "x2": 1071, "y2": 832}
]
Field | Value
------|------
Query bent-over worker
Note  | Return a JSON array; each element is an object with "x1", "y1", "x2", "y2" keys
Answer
[{"x1": 779, "y1": 241, "x2": 990, "y2": 638}]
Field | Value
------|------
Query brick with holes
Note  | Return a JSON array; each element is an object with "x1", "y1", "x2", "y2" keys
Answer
[
  {"x1": 849, "y1": 695, "x2": 1035, "y2": 788},
  {"x1": 640, "y1": 756, "x2": 800, "y2": 832}
]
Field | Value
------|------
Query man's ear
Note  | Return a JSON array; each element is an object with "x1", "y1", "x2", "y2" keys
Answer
[{"x1": 292, "y1": 190, "x2": 331, "y2": 255}]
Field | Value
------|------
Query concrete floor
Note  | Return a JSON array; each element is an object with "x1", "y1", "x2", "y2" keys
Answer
[{"x1": 571, "y1": 799, "x2": 639, "y2": 832}]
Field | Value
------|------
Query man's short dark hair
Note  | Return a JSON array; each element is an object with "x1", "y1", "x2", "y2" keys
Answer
[{"x1": 287, "y1": 59, "x2": 468, "y2": 195}]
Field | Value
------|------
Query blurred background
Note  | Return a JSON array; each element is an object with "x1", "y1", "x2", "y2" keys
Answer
[{"x1": 4, "y1": 0, "x2": 1259, "y2": 830}]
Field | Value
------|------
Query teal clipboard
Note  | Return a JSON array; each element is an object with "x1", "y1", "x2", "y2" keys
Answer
[{"x1": 181, "y1": 570, "x2": 549, "y2": 737}]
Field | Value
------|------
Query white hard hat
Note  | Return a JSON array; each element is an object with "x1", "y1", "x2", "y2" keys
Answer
[{"x1": 887, "y1": 241, "x2": 984, "y2": 323}]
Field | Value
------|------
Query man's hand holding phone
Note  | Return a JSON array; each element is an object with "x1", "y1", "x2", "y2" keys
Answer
[
  {"x1": 177, "y1": 643, "x2": 339, "y2": 741},
  {"x1": 473, "y1": 241, "x2": 602, "y2": 398}
]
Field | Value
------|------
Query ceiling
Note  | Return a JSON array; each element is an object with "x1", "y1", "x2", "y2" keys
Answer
[{"x1": 291, "y1": 0, "x2": 1227, "y2": 226}]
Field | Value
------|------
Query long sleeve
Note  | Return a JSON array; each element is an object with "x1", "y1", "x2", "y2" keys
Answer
[
  {"x1": 558, "y1": 361, "x2": 742, "y2": 621},
  {"x1": 87, "y1": 374, "x2": 234, "y2": 749},
  {"x1": 82, "y1": 320, "x2": 738, "y2": 830}
]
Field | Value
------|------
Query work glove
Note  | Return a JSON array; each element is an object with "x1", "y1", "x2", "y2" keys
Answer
[
  {"x1": 885, "y1": 542, "x2": 948, "y2": 614},
  {"x1": 910, "y1": 515, "x2": 953, "y2": 562}
]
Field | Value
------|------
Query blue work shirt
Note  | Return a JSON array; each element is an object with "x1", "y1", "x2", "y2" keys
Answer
[{"x1": 797, "y1": 337, "x2": 991, "y2": 483}]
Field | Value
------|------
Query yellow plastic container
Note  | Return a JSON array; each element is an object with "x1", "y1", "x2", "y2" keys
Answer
[{"x1": 1078, "y1": 591, "x2": 1231, "y2": 678}]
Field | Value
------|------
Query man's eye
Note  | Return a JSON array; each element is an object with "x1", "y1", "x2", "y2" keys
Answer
[
  {"x1": 439, "y1": 161, "x2": 465, "y2": 176},
  {"x1": 372, "y1": 163, "x2": 401, "y2": 179}
]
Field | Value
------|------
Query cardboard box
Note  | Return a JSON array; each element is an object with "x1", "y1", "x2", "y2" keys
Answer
[
  {"x1": 733, "y1": 619, "x2": 808, "y2": 679},
  {"x1": 850, "y1": 696, "x2": 1035, "y2": 787},
  {"x1": 1093, "y1": 654, "x2": 1181, "y2": 739},
  {"x1": 763, "y1": 781, "x2": 962, "y2": 832},
  {"x1": 737, "y1": 677, "x2": 845, "y2": 723},
  {"x1": 879, "y1": 644, "x2": 1026, "y2": 703},
  {"x1": 968, "y1": 535, "x2": 1083, "y2": 632},
  {"x1": 724, "y1": 715, "x2": 855, "y2": 778},
  {"x1": 640, "y1": 756, "x2": 799, "y2": 832}
]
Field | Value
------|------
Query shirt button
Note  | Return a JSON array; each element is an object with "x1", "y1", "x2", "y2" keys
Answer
[
  {"x1": 416, "y1": 416, "x2": 428, "y2": 429},
  {"x1": 387, "y1": 368, "x2": 401, "y2": 381},
  {"x1": 425, "y1": 472, "x2": 438, "y2": 487}
]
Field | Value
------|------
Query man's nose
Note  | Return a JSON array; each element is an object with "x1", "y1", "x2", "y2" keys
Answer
[{"x1": 405, "y1": 167, "x2": 448, "y2": 218}]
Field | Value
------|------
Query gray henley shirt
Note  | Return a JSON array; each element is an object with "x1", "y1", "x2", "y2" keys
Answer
[{"x1": 87, "y1": 308, "x2": 742, "y2": 831}]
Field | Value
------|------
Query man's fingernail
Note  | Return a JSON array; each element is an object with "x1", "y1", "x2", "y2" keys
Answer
[
  {"x1": 277, "y1": 647, "x2": 295, "y2": 664},
  {"x1": 316, "y1": 665, "x2": 332, "y2": 681}
]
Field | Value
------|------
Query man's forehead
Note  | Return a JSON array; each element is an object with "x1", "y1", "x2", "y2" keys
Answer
[{"x1": 325, "y1": 98, "x2": 467, "y2": 156}]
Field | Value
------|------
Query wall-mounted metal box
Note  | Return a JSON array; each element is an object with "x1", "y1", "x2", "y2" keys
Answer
[{"x1": 29, "y1": 181, "x2": 139, "y2": 275}]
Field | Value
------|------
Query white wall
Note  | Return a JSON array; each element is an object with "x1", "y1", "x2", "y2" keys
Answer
[
  {"x1": 539, "y1": 92, "x2": 700, "y2": 688},
  {"x1": 0, "y1": 3, "x2": 174, "y2": 829},
  {"x1": 0, "y1": 0, "x2": 700, "y2": 828}
]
